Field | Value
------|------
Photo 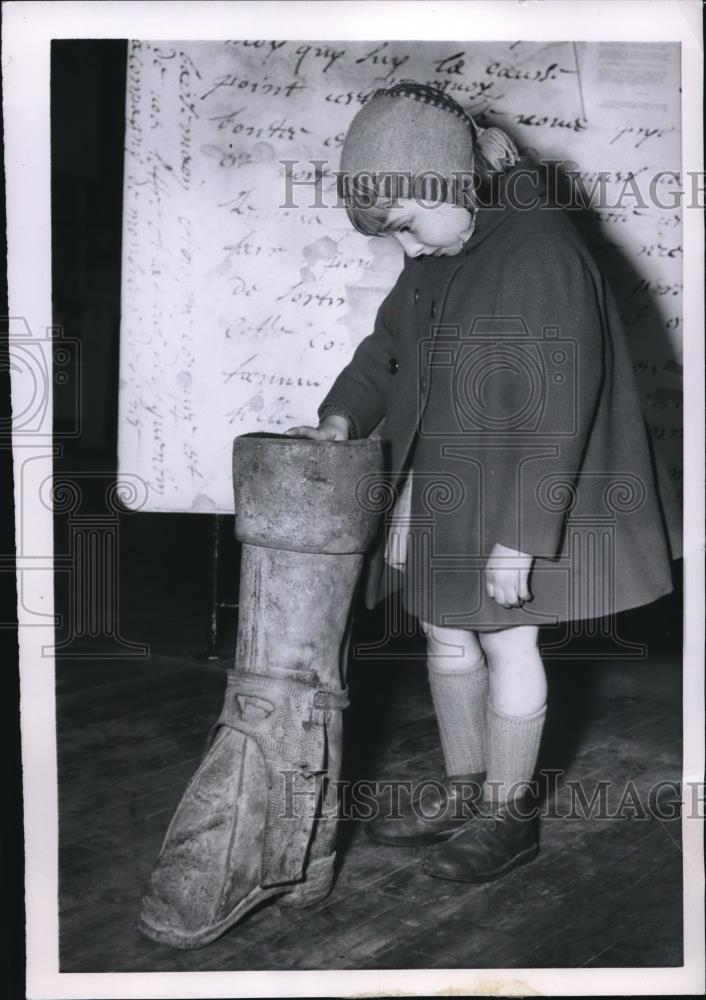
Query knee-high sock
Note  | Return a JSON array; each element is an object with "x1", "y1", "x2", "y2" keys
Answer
[
  {"x1": 484, "y1": 701, "x2": 547, "y2": 805},
  {"x1": 427, "y1": 655, "x2": 488, "y2": 777}
]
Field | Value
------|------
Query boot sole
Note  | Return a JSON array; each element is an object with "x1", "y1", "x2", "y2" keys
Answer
[
  {"x1": 423, "y1": 843, "x2": 540, "y2": 883},
  {"x1": 365, "y1": 821, "x2": 474, "y2": 848},
  {"x1": 138, "y1": 867, "x2": 334, "y2": 949},
  {"x1": 279, "y1": 855, "x2": 335, "y2": 908},
  {"x1": 138, "y1": 882, "x2": 291, "y2": 949}
]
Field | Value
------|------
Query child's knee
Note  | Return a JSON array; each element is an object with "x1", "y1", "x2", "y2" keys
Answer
[
  {"x1": 480, "y1": 627, "x2": 546, "y2": 713},
  {"x1": 478, "y1": 625, "x2": 540, "y2": 662},
  {"x1": 420, "y1": 620, "x2": 455, "y2": 644},
  {"x1": 420, "y1": 620, "x2": 483, "y2": 664}
]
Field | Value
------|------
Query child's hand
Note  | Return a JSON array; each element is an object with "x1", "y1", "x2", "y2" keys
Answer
[
  {"x1": 284, "y1": 414, "x2": 350, "y2": 441},
  {"x1": 484, "y1": 542, "x2": 533, "y2": 608}
]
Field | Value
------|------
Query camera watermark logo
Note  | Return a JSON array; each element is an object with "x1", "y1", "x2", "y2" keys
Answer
[
  {"x1": 419, "y1": 317, "x2": 577, "y2": 439},
  {"x1": 38, "y1": 472, "x2": 151, "y2": 660},
  {"x1": 2, "y1": 317, "x2": 81, "y2": 439}
]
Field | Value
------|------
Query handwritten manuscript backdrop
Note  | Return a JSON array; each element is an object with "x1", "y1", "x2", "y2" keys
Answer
[{"x1": 118, "y1": 40, "x2": 682, "y2": 513}]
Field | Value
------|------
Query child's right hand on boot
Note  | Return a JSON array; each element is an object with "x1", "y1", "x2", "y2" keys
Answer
[{"x1": 284, "y1": 414, "x2": 350, "y2": 441}]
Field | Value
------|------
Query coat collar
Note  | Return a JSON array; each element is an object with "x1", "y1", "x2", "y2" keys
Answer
[{"x1": 462, "y1": 157, "x2": 545, "y2": 253}]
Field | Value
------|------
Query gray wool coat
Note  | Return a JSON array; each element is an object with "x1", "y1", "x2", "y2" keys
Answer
[{"x1": 319, "y1": 163, "x2": 682, "y2": 631}]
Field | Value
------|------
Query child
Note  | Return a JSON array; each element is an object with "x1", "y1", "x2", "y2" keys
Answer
[{"x1": 286, "y1": 82, "x2": 681, "y2": 883}]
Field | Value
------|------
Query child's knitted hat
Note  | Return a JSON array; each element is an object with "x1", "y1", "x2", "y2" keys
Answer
[{"x1": 338, "y1": 82, "x2": 518, "y2": 216}]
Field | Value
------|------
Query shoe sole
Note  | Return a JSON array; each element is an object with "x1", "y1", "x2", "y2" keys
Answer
[
  {"x1": 422, "y1": 844, "x2": 540, "y2": 883},
  {"x1": 364, "y1": 822, "x2": 474, "y2": 848}
]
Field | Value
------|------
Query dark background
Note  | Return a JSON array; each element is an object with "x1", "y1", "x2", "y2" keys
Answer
[
  {"x1": 52, "y1": 41, "x2": 126, "y2": 454},
  {"x1": 51, "y1": 40, "x2": 222, "y2": 656}
]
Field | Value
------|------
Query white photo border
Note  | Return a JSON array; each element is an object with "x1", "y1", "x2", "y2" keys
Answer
[{"x1": 4, "y1": 1, "x2": 704, "y2": 997}]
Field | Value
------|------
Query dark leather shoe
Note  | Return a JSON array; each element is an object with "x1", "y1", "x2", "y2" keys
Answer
[
  {"x1": 365, "y1": 773, "x2": 485, "y2": 846},
  {"x1": 422, "y1": 794, "x2": 539, "y2": 881}
]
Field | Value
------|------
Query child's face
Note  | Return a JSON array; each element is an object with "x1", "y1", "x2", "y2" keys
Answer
[{"x1": 383, "y1": 199, "x2": 475, "y2": 258}]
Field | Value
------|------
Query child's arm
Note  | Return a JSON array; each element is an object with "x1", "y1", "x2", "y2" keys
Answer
[
  {"x1": 479, "y1": 233, "x2": 606, "y2": 607},
  {"x1": 481, "y1": 234, "x2": 604, "y2": 561},
  {"x1": 286, "y1": 284, "x2": 400, "y2": 442}
]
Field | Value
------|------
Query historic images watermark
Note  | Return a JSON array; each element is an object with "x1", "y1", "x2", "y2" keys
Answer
[
  {"x1": 279, "y1": 770, "x2": 701, "y2": 824},
  {"x1": 279, "y1": 158, "x2": 704, "y2": 213}
]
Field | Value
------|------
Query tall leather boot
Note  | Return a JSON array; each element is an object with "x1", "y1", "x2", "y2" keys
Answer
[{"x1": 138, "y1": 433, "x2": 383, "y2": 948}]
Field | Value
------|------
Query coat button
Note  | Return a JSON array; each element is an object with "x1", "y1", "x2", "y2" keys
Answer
[
  {"x1": 430, "y1": 301, "x2": 437, "y2": 318},
  {"x1": 387, "y1": 357, "x2": 399, "y2": 374},
  {"x1": 414, "y1": 289, "x2": 420, "y2": 305}
]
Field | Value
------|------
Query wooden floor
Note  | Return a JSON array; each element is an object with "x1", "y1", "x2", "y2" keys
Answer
[{"x1": 56, "y1": 510, "x2": 684, "y2": 972}]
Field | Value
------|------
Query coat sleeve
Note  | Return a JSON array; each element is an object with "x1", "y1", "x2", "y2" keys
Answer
[
  {"x1": 318, "y1": 283, "x2": 399, "y2": 439},
  {"x1": 479, "y1": 233, "x2": 605, "y2": 558}
]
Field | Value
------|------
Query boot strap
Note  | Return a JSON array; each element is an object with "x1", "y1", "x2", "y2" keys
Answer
[{"x1": 209, "y1": 669, "x2": 349, "y2": 886}]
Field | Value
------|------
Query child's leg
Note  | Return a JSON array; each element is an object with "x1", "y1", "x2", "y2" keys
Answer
[
  {"x1": 364, "y1": 622, "x2": 487, "y2": 846},
  {"x1": 421, "y1": 622, "x2": 488, "y2": 778},
  {"x1": 423, "y1": 625, "x2": 547, "y2": 882},
  {"x1": 479, "y1": 624, "x2": 547, "y2": 804}
]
